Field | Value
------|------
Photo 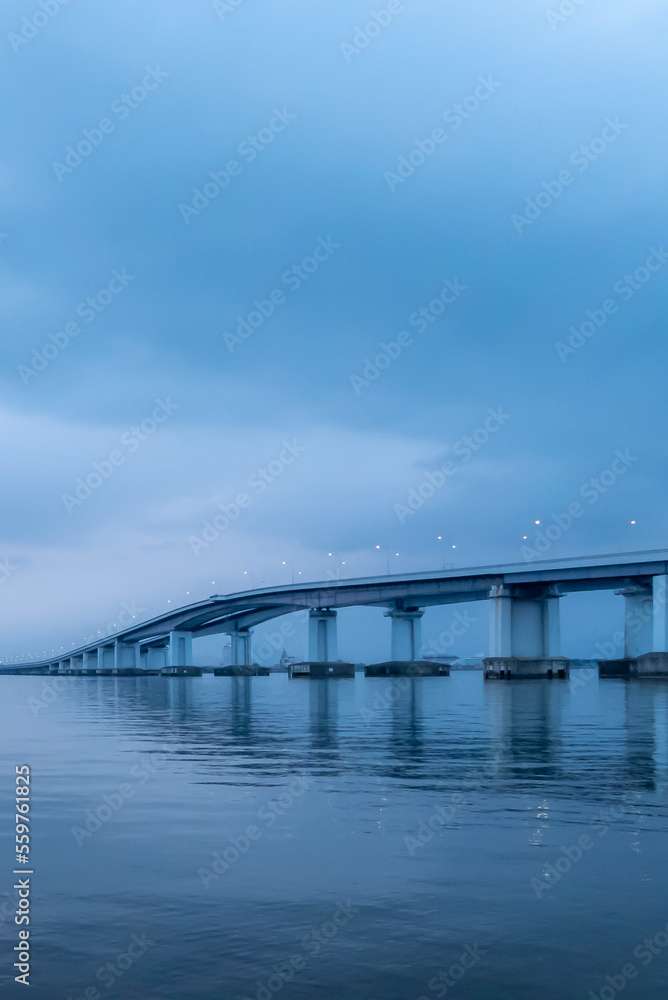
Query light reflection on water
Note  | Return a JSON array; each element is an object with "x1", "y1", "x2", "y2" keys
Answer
[{"x1": 1, "y1": 669, "x2": 668, "y2": 999}]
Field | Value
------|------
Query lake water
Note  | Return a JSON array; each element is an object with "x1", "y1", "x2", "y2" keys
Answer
[{"x1": 2, "y1": 669, "x2": 668, "y2": 1000}]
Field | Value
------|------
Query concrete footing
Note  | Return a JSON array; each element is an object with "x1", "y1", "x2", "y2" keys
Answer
[
  {"x1": 364, "y1": 660, "x2": 450, "y2": 677},
  {"x1": 214, "y1": 665, "x2": 270, "y2": 676},
  {"x1": 599, "y1": 654, "x2": 668, "y2": 677},
  {"x1": 161, "y1": 666, "x2": 202, "y2": 677},
  {"x1": 483, "y1": 657, "x2": 570, "y2": 679},
  {"x1": 289, "y1": 661, "x2": 355, "y2": 678},
  {"x1": 636, "y1": 652, "x2": 668, "y2": 677},
  {"x1": 599, "y1": 658, "x2": 635, "y2": 677}
]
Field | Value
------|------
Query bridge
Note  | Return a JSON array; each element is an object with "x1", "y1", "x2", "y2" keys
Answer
[{"x1": 15, "y1": 549, "x2": 668, "y2": 679}]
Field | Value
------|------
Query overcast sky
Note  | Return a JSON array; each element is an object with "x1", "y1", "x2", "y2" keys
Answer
[{"x1": 1, "y1": 0, "x2": 666, "y2": 661}]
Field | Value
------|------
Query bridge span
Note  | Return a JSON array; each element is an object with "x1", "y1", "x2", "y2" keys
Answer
[{"x1": 16, "y1": 549, "x2": 668, "y2": 679}]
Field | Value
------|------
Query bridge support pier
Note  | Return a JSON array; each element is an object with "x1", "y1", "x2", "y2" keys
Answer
[
  {"x1": 97, "y1": 645, "x2": 115, "y2": 673},
  {"x1": 634, "y1": 574, "x2": 668, "y2": 675},
  {"x1": 386, "y1": 608, "x2": 424, "y2": 661},
  {"x1": 143, "y1": 647, "x2": 167, "y2": 672},
  {"x1": 228, "y1": 627, "x2": 253, "y2": 666},
  {"x1": 485, "y1": 587, "x2": 568, "y2": 678},
  {"x1": 308, "y1": 609, "x2": 338, "y2": 663},
  {"x1": 168, "y1": 631, "x2": 193, "y2": 667},
  {"x1": 114, "y1": 641, "x2": 141, "y2": 673},
  {"x1": 83, "y1": 650, "x2": 98, "y2": 673},
  {"x1": 601, "y1": 578, "x2": 668, "y2": 676},
  {"x1": 651, "y1": 575, "x2": 668, "y2": 653},
  {"x1": 619, "y1": 586, "x2": 654, "y2": 658}
]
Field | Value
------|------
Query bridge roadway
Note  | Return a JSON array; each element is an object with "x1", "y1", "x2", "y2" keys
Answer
[{"x1": 16, "y1": 549, "x2": 668, "y2": 678}]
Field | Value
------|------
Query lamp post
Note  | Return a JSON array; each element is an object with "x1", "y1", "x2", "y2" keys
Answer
[
  {"x1": 437, "y1": 536, "x2": 457, "y2": 570},
  {"x1": 327, "y1": 552, "x2": 347, "y2": 579},
  {"x1": 375, "y1": 545, "x2": 400, "y2": 575}
]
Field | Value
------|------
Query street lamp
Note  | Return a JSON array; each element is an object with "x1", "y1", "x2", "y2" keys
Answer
[
  {"x1": 375, "y1": 544, "x2": 390, "y2": 575},
  {"x1": 327, "y1": 552, "x2": 346, "y2": 579},
  {"x1": 282, "y1": 560, "x2": 302, "y2": 584}
]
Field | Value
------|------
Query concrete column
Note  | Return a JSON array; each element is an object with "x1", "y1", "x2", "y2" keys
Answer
[
  {"x1": 511, "y1": 599, "x2": 547, "y2": 657},
  {"x1": 114, "y1": 641, "x2": 140, "y2": 671},
  {"x1": 97, "y1": 646, "x2": 114, "y2": 672},
  {"x1": 653, "y1": 575, "x2": 668, "y2": 652},
  {"x1": 83, "y1": 650, "x2": 98, "y2": 672},
  {"x1": 544, "y1": 596, "x2": 562, "y2": 657},
  {"x1": 489, "y1": 585, "x2": 512, "y2": 657},
  {"x1": 386, "y1": 609, "x2": 424, "y2": 660},
  {"x1": 145, "y1": 647, "x2": 167, "y2": 671},
  {"x1": 620, "y1": 587, "x2": 654, "y2": 657},
  {"x1": 308, "y1": 609, "x2": 338, "y2": 662},
  {"x1": 58, "y1": 659, "x2": 70, "y2": 675},
  {"x1": 228, "y1": 627, "x2": 253, "y2": 665},
  {"x1": 488, "y1": 589, "x2": 563, "y2": 657},
  {"x1": 168, "y1": 631, "x2": 193, "y2": 667}
]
